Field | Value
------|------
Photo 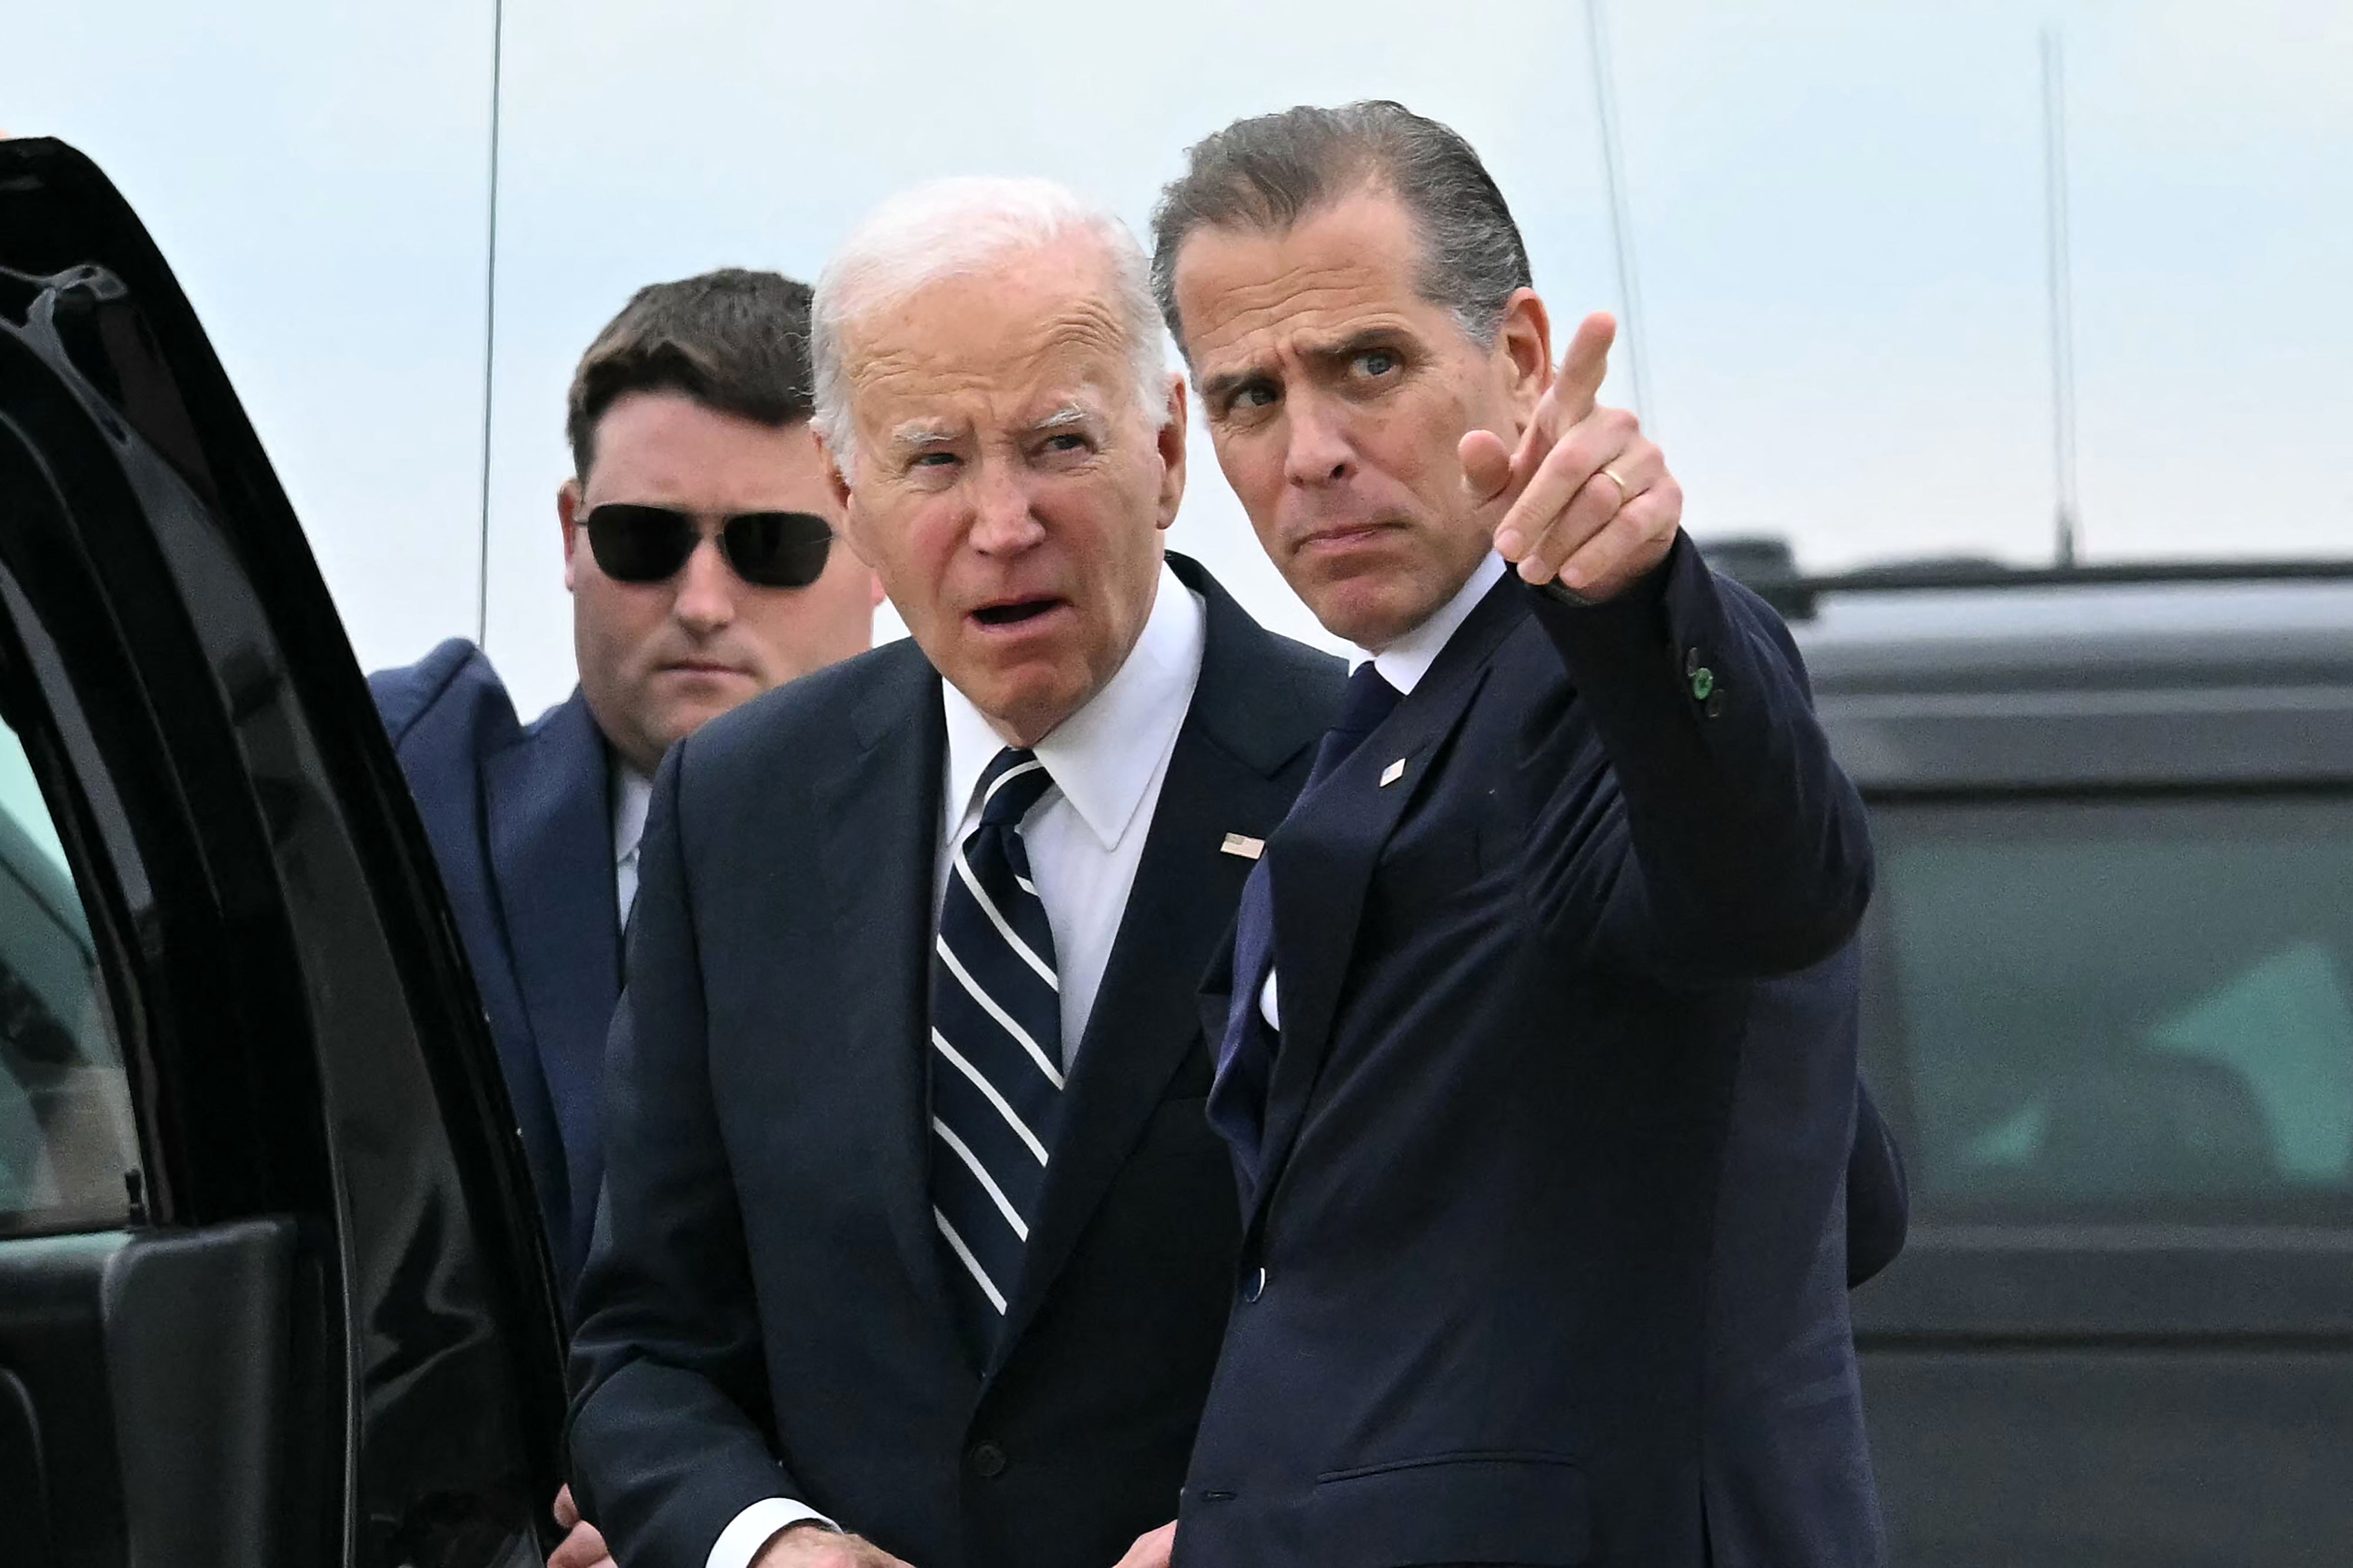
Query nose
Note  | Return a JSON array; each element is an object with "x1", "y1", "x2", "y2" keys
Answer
[
  {"x1": 1282, "y1": 391, "x2": 1355, "y2": 489},
  {"x1": 670, "y1": 534, "x2": 738, "y2": 635},
  {"x1": 966, "y1": 460, "x2": 1045, "y2": 556}
]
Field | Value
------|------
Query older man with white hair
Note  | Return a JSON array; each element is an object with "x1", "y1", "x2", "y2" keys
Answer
[{"x1": 564, "y1": 178, "x2": 1342, "y2": 1568}]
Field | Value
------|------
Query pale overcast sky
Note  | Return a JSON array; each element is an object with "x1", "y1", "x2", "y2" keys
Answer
[{"x1": 8, "y1": 0, "x2": 2348, "y2": 715}]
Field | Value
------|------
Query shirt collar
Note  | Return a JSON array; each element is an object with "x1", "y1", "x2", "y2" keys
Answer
[
  {"x1": 612, "y1": 763, "x2": 655, "y2": 866},
  {"x1": 1362, "y1": 551, "x2": 1507, "y2": 695},
  {"x1": 941, "y1": 559, "x2": 1207, "y2": 850}
]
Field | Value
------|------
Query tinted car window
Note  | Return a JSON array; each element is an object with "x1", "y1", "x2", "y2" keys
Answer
[
  {"x1": 0, "y1": 709, "x2": 135, "y2": 1233},
  {"x1": 1871, "y1": 795, "x2": 2353, "y2": 1222}
]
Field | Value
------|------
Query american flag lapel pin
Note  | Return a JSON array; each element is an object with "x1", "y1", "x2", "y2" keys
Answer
[{"x1": 1220, "y1": 832, "x2": 1265, "y2": 860}]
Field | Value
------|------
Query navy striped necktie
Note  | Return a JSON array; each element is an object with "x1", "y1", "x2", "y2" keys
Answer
[{"x1": 930, "y1": 747, "x2": 1064, "y2": 1365}]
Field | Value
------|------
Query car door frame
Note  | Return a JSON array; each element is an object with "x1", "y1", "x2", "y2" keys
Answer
[{"x1": 0, "y1": 136, "x2": 566, "y2": 1567}]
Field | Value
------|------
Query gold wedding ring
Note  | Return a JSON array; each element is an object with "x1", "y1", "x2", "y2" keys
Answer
[{"x1": 1599, "y1": 466, "x2": 1634, "y2": 503}]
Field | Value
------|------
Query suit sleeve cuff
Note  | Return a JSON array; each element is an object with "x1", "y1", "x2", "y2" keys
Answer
[{"x1": 706, "y1": 1499, "x2": 839, "y2": 1568}]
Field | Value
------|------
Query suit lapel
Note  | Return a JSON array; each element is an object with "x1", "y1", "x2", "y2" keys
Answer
[
  {"x1": 484, "y1": 691, "x2": 620, "y2": 1258},
  {"x1": 814, "y1": 653, "x2": 961, "y2": 1335},
  {"x1": 995, "y1": 729, "x2": 1268, "y2": 1357},
  {"x1": 1249, "y1": 578, "x2": 1531, "y2": 1231},
  {"x1": 995, "y1": 559, "x2": 1329, "y2": 1365}
]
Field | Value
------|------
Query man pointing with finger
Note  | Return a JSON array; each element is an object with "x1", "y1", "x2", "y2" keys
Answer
[{"x1": 1152, "y1": 102, "x2": 1889, "y2": 1566}]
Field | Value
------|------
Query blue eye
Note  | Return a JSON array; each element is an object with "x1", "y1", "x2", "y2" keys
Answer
[{"x1": 1357, "y1": 349, "x2": 1399, "y2": 376}]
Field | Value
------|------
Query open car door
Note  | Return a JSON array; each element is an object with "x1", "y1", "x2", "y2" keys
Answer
[{"x1": 0, "y1": 138, "x2": 565, "y2": 1567}]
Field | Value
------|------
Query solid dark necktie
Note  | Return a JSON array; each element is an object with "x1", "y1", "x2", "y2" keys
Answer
[
  {"x1": 929, "y1": 746, "x2": 1064, "y2": 1363},
  {"x1": 1209, "y1": 663, "x2": 1402, "y2": 1195}
]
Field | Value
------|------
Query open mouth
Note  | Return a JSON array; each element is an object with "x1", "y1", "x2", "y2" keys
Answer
[{"x1": 972, "y1": 598, "x2": 1064, "y2": 628}]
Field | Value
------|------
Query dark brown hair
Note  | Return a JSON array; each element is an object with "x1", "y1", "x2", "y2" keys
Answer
[
  {"x1": 1149, "y1": 101, "x2": 1532, "y2": 354},
  {"x1": 565, "y1": 268, "x2": 816, "y2": 479}
]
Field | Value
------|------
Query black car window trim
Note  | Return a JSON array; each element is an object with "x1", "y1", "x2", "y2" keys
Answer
[
  {"x1": 0, "y1": 260, "x2": 329, "y2": 1235},
  {"x1": 0, "y1": 551, "x2": 154, "y2": 1237}
]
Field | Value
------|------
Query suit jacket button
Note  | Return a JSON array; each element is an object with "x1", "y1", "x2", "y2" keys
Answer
[
  {"x1": 969, "y1": 1440, "x2": 1008, "y2": 1478},
  {"x1": 1241, "y1": 1266, "x2": 1267, "y2": 1303}
]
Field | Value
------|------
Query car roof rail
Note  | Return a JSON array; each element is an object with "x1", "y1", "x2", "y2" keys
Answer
[{"x1": 1695, "y1": 538, "x2": 2353, "y2": 623}]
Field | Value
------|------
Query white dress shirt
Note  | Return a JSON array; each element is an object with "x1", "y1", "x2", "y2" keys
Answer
[
  {"x1": 707, "y1": 561, "x2": 1207, "y2": 1568},
  {"x1": 1360, "y1": 551, "x2": 1508, "y2": 696},
  {"x1": 1259, "y1": 552, "x2": 1505, "y2": 1029},
  {"x1": 613, "y1": 765, "x2": 654, "y2": 926}
]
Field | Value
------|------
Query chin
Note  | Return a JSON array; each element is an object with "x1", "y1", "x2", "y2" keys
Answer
[
  {"x1": 974, "y1": 668, "x2": 1092, "y2": 744},
  {"x1": 1301, "y1": 578, "x2": 1413, "y2": 649}
]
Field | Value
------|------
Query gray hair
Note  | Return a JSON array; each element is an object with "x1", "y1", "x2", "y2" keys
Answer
[
  {"x1": 1148, "y1": 100, "x2": 1533, "y2": 356},
  {"x1": 811, "y1": 176, "x2": 1169, "y2": 475}
]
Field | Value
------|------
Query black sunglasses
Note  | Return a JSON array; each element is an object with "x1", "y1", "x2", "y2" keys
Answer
[{"x1": 581, "y1": 503, "x2": 836, "y2": 589}]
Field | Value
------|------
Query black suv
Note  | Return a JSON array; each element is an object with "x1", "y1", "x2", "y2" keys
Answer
[
  {"x1": 1767, "y1": 554, "x2": 2353, "y2": 1567},
  {"x1": 0, "y1": 141, "x2": 564, "y2": 1566}
]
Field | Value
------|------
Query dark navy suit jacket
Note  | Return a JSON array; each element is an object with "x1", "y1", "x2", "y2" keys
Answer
[
  {"x1": 371, "y1": 639, "x2": 621, "y2": 1299},
  {"x1": 1180, "y1": 539, "x2": 1886, "y2": 1568},
  {"x1": 569, "y1": 557, "x2": 1347, "y2": 1568}
]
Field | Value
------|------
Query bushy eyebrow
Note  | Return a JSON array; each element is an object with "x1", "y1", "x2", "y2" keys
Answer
[
  {"x1": 1198, "y1": 327, "x2": 1405, "y2": 404},
  {"x1": 1031, "y1": 403, "x2": 1095, "y2": 434},
  {"x1": 1196, "y1": 362, "x2": 1265, "y2": 405},
  {"x1": 885, "y1": 418, "x2": 960, "y2": 454}
]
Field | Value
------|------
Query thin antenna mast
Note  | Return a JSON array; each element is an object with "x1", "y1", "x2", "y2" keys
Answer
[
  {"x1": 475, "y1": 0, "x2": 507, "y2": 647},
  {"x1": 1584, "y1": 0, "x2": 1653, "y2": 423},
  {"x1": 2041, "y1": 26, "x2": 2081, "y2": 565}
]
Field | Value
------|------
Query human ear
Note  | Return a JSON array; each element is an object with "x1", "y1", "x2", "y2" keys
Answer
[
  {"x1": 558, "y1": 479, "x2": 584, "y2": 593},
  {"x1": 818, "y1": 428, "x2": 853, "y2": 513},
  {"x1": 1153, "y1": 375, "x2": 1188, "y2": 532},
  {"x1": 1494, "y1": 288, "x2": 1553, "y2": 428}
]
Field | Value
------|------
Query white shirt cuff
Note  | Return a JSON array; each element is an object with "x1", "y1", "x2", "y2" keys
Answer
[{"x1": 706, "y1": 1498, "x2": 839, "y2": 1568}]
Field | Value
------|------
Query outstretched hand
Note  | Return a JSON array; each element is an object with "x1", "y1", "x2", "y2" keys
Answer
[{"x1": 1460, "y1": 311, "x2": 1682, "y2": 602}]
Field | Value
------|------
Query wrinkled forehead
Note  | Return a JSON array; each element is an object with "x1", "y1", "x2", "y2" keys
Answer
[
  {"x1": 1172, "y1": 205, "x2": 1434, "y2": 376},
  {"x1": 841, "y1": 245, "x2": 1134, "y2": 431}
]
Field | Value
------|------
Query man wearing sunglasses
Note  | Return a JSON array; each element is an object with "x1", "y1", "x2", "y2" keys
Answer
[
  {"x1": 372, "y1": 268, "x2": 881, "y2": 1312},
  {"x1": 567, "y1": 180, "x2": 1344, "y2": 1568}
]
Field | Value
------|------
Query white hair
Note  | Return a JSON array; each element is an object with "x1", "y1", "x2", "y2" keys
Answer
[{"x1": 811, "y1": 176, "x2": 1170, "y2": 475}]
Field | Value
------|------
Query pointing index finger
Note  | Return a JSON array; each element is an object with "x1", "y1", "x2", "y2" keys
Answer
[
  {"x1": 1553, "y1": 311, "x2": 1617, "y2": 424},
  {"x1": 1468, "y1": 311, "x2": 1623, "y2": 518}
]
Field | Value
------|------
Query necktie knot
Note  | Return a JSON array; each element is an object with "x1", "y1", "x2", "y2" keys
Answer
[
  {"x1": 1304, "y1": 664, "x2": 1403, "y2": 788},
  {"x1": 976, "y1": 748, "x2": 1054, "y2": 828},
  {"x1": 1335, "y1": 663, "x2": 1402, "y2": 739}
]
